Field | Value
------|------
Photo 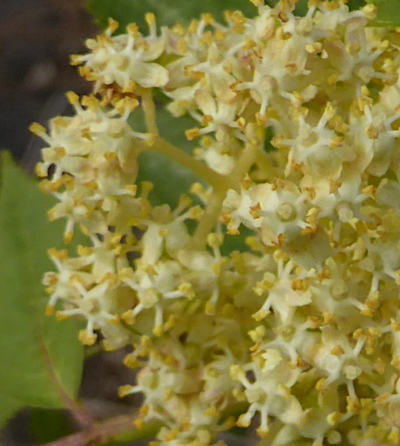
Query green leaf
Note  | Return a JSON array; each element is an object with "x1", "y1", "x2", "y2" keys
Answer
[
  {"x1": 263, "y1": 126, "x2": 276, "y2": 153},
  {"x1": 0, "y1": 152, "x2": 84, "y2": 428},
  {"x1": 30, "y1": 409, "x2": 74, "y2": 444},
  {"x1": 0, "y1": 396, "x2": 21, "y2": 429},
  {"x1": 87, "y1": 0, "x2": 256, "y2": 32},
  {"x1": 266, "y1": 0, "x2": 308, "y2": 15},
  {"x1": 348, "y1": 0, "x2": 366, "y2": 10},
  {"x1": 347, "y1": 0, "x2": 400, "y2": 25},
  {"x1": 372, "y1": 0, "x2": 400, "y2": 26},
  {"x1": 130, "y1": 108, "x2": 202, "y2": 208},
  {"x1": 87, "y1": 0, "x2": 400, "y2": 38},
  {"x1": 221, "y1": 226, "x2": 254, "y2": 256}
]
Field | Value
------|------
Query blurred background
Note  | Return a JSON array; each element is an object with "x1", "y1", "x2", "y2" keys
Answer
[
  {"x1": 0, "y1": 0, "x2": 96, "y2": 170},
  {"x1": 0, "y1": 1, "x2": 141, "y2": 444}
]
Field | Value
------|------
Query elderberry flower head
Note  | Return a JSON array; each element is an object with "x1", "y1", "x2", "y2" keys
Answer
[{"x1": 32, "y1": 0, "x2": 400, "y2": 444}]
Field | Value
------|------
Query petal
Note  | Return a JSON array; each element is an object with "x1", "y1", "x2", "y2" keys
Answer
[
  {"x1": 140, "y1": 38, "x2": 165, "y2": 61},
  {"x1": 131, "y1": 61, "x2": 169, "y2": 88},
  {"x1": 195, "y1": 89, "x2": 217, "y2": 117}
]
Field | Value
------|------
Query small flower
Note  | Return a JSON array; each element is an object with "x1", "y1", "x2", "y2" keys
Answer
[{"x1": 73, "y1": 17, "x2": 169, "y2": 90}]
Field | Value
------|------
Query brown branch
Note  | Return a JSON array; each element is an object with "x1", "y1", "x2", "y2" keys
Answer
[
  {"x1": 42, "y1": 402, "x2": 249, "y2": 446},
  {"x1": 43, "y1": 415, "x2": 162, "y2": 446}
]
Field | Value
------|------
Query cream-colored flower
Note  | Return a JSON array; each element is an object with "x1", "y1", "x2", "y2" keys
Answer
[
  {"x1": 34, "y1": 1, "x2": 400, "y2": 444},
  {"x1": 74, "y1": 19, "x2": 169, "y2": 89}
]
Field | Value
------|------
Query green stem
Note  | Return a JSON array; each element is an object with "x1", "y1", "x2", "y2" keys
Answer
[
  {"x1": 139, "y1": 87, "x2": 159, "y2": 136},
  {"x1": 138, "y1": 137, "x2": 230, "y2": 190},
  {"x1": 191, "y1": 189, "x2": 226, "y2": 248},
  {"x1": 192, "y1": 142, "x2": 258, "y2": 248}
]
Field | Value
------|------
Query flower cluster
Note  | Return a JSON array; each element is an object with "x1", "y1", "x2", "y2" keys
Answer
[{"x1": 32, "y1": 0, "x2": 400, "y2": 444}]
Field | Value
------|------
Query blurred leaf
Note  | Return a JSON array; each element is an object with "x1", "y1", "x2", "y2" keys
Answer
[
  {"x1": 266, "y1": 0, "x2": 308, "y2": 15},
  {"x1": 346, "y1": 0, "x2": 400, "y2": 25},
  {"x1": 373, "y1": 0, "x2": 400, "y2": 26},
  {"x1": 30, "y1": 409, "x2": 74, "y2": 444},
  {"x1": 263, "y1": 126, "x2": 276, "y2": 153},
  {"x1": 221, "y1": 226, "x2": 254, "y2": 256},
  {"x1": 130, "y1": 108, "x2": 202, "y2": 208},
  {"x1": 87, "y1": 0, "x2": 256, "y2": 32},
  {"x1": 294, "y1": 0, "x2": 308, "y2": 15},
  {"x1": 87, "y1": 0, "x2": 400, "y2": 37},
  {"x1": 348, "y1": 0, "x2": 366, "y2": 9},
  {"x1": 0, "y1": 152, "x2": 84, "y2": 429},
  {"x1": 0, "y1": 396, "x2": 21, "y2": 429}
]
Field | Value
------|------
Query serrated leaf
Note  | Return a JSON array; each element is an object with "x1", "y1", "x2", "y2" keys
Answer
[
  {"x1": 87, "y1": 0, "x2": 256, "y2": 32},
  {"x1": 0, "y1": 152, "x2": 84, "y2": 429}
]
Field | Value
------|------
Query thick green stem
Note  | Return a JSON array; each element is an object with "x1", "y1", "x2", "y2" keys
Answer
[
  {"x1": 138, "y1": 137, "x2": 230, "y2": 190},
  {"x1": 136, "y1": 87, "x2": 263, "y2": 248}
]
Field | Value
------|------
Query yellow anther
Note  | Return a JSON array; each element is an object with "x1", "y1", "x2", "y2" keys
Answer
[
  {"x1": 63, "y1": 231, "x2": 73, "y2": 245},
  {"x1": 127, "y1": 23, "x2": 139, "y2": 38},
  {"x1": 330, "y1": 345, "x2": 345, "y2": 356},
  {"x1": 66, "y1": 91, "x2": 80, "y2": 105},
  {"x1": 106, "y1": 18, "x2": 119, "y2": 34},
  {"x1": 145, "y1": 12, "x2": 156, "y2": 28},
  {"x1": 118, "y1": 385, "x2": 133, "y2": 398},
  {"x1": 362, "y1": 3, "x2": 377, "y2": 20},
  {"x1": 29, "y1": 122, "x2": 46, "y2": 137},
  {"x1": 236, "y1": 414, "x2": 251, "y2": 428},
  {"x1": 153, "y1": 325, "x2": 163, "y2": 337},
  {"x1": 78, "y1": 330, "x2": 97, "y2": 346},
  {"x1": 185, "y1": 128, "x2": 200, "y2": 141},
  {"x1": 249, "y1": 0, "x2": 264, "y2": 6},
  {"x1": 56, "y1": 311, "x2": 70, "y2": 321},
  {"x1": 326, "y1": 411, "x2": 343, "y2": 426},
  {"x1": 45, "y1": 305, "x2": 55, "y2": 316}
]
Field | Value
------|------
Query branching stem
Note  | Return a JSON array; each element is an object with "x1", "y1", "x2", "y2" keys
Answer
[
  {"x1": 137, "y1": 87, "x2": 262, "y2": 248},
  {"x1": 192, "y1": 142, "x2": 258, "y2": 248},
  {"x1": 139, "y1": 88, "x2": 159, "y2": 136},
  {"x1": 143, "y1": 136, "x2": 230, "y2": 189},
  {"x1": 43, "y1": 415, "x2": 161, "y2": 446},
  {"x1": 43, "y1": 403, "x2": 249, "y2": 446}
]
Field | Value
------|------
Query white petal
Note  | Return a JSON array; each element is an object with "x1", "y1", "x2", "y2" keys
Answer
[{"x1": 131, "y1": 61, "x2": 169, "y2": 88}]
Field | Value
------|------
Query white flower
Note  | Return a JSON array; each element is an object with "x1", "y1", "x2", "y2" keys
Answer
[{"x1": 74, "y1": 20, "x2": 169, "y2": 89}]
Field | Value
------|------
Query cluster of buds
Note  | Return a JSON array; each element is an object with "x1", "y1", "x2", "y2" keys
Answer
[{"x1": 32, "y1": 0, "x2": 400, "y2": 444}]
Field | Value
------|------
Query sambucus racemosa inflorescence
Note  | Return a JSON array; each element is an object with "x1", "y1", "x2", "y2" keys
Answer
[{"x1": 31, "y1": 1, "x2": 400, "y2": 444}]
